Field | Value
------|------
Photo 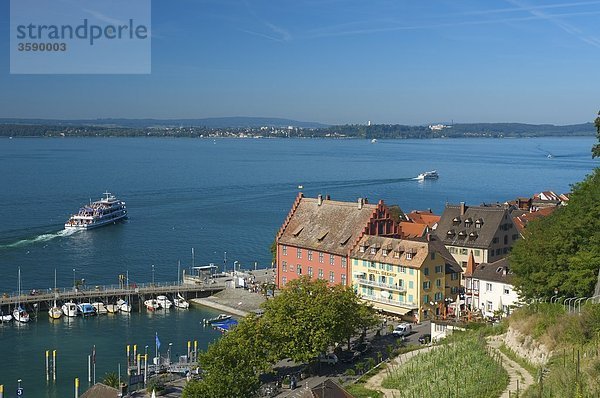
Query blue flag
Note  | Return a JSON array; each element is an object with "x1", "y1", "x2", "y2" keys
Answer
[{"x1": 155, "y1": 332, "x2": 161, "y2": 350}]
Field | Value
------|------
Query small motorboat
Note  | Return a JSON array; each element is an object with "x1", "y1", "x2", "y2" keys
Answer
[
  {"x1": 117, "y1": 299, "x2": 132, "y2": 313},
  {"x1": 144, "y1": 299, "x2": 160, "y2": 311},
  {"x1": 62, "y1": 302, "x2": 79, "y2": 317},
  {"x1": 0, "y1": 313, "x2": 13, "y2": 322},
  {"x1": 13, "y1": 306, "x2": 30, "y2": 323},
  {"x1": 48, "y1": 306, "x2": 63, "y2": 320},
  {"x1": 156, "y1": 295, "x2": 173, "y2": 309},
  {"x1": 105, "y1": 303, "x2": 120, "y2": 313},
  {"x1": 415, "y1": 170, "x2": 439, "y2": 180},
  {"x1": 207, "y1": 314, "x2": 232, "y2": 324},
  {"x1": 92, "y1": 302, "x2": 108, "y2": 315},
  {"x1": 77, "y1": 303, "x2": 97, "y2": 317},
  {"x1": 174, "y1": 294, "x2": 189, "y2": 309}
]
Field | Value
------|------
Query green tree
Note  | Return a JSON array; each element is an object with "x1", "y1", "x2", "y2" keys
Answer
[
  {"x1": 510, "y1": 169, "x2": 600, "y2": 298},
  {"x1": 102, "y1": 372, "x2": 119, "y2": 388},
  {"x1": 262, "y1": 277, "x2": 376, "y2": 363},
  {"x1": 594, "y1": 110, "x2": 600, "y2": 158},
  {"x1": 182, "y1": 315, "x2": 273, "y2": 398}
]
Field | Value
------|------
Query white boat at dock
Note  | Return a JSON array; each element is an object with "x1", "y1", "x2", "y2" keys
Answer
[
  {"x1": 174, "y1": 294, "x2": 189, "y2": 309},
  {"x1": 156, "y1": 295, "x2": 173, "y2": 309},
  {"x1": 0, "y1": 313, "x2": 12, "y2": 322},
  {"x1": 64, "y1": 192, "x2": 127, "y2": 230},
  {"x1": 207, "y1": 314, "x2": 232, "y2": 324},
  {"x1": 415, "y1": 170, "x2": 439, "y2": 180},
  {"x1": 62, "y1": 302, "x2": 79, "y2": 317},
  {"x1": 144, "y1": 299, "x2": 160, "y2": 311},
  {"x1": 92, "y1": 302, "x2": 108, "y2": 315},
  {"x1": 117, "y1": 299, "x2": 132, "y2": 313},
  {"x1": 105, "y1": 303, "x2": 120, "y2": 313},
  {"x1": 14, "y1": 268, "x2": 30, "y2": 323},
  {"x1": 49, "y1": 269, "x2": 63, "y2": 320}
]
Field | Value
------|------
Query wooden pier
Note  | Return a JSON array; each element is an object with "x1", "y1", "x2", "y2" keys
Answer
[{"x1": 0, "y1": 280, "x2": 228, "y2": 310}]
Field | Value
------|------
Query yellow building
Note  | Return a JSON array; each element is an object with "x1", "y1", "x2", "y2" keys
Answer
[{"x1": 350, "y1": 235, "x2": 462, "y2": 322}]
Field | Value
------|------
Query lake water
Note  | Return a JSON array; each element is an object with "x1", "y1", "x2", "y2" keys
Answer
[{"x1": 0, "y1": 136, "x2": 597, "y2": 396}]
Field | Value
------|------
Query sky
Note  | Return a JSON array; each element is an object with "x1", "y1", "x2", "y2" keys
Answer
[{"x1": 0, "y1": 0, "x2": 599, "y2": 125}]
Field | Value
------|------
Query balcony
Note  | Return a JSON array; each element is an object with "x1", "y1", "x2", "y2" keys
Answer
[
  {"x1": 362, "y1": 294, "x2": 418, "y2": 309},
  {"x1": 356, "y1": 278, "x2": 406, "y2": 292}
]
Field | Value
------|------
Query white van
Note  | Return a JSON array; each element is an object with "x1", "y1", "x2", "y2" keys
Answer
[{"x1": 392, "y1": 323, "x2": 412, "y2": 337}]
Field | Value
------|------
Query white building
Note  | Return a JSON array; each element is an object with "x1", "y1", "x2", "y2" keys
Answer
[{"x1": 468, "y1": 258, "x2": 521, "y2": 318}]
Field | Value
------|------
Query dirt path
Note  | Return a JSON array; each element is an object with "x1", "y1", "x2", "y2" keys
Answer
[{"x1": 487, "y1": 335, "x2": 535, "y2": 398}]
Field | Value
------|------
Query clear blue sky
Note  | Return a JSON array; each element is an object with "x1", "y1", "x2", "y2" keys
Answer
[{"x1": 1, "y1": 0, "x2": 599, "y2": 125}]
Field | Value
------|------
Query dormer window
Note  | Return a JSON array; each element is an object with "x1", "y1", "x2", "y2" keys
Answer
[
  {"x1": 464, "y1": 218, "x2": 473, "y2": 227},
  {"x1": 359, "y1": 245, "x2": 367, "y2": 253},
  {"x1": 405, "y1": 252, "x2": 412, "y2": 260},
  {"x1": 469, "y1": 231, "x2": 478, "y2": 240},
  {"x1": 393, "y1": 250, "x2": 400, "y2": 258},
  {"x1": 475, "y1": 219, "x2": 483, "y2": 229},
  {"x1": 447, "y1": 230, "x2": 455, "y2": 237},
  {"x1": 452, "y1": 217, "x2": 461, "y2": 225},
  {"x1": 382, "y1": 249, "x2": 388, "y2": 257},
  {"x1": 458, "y1": 231, "x2": 467, "y2": 239},
  {"x1": 370, "y1": 247, "x2": 377, "y2": 255}
]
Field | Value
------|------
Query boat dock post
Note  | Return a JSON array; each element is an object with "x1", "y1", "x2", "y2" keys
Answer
[
  {"x1": 0, "y1": 384, "x2": 3, "y2": 398},
  {"x1": 143, "y1": 355, "x2": 148, "y2": 384},
  {"x1": 74, "y1": 377, "x2": 79, "y2": 398},
  {"x1": 46, "y1": 350, "x2": 50, "y2": 381},
  {"x1": 187, "y1": 341, "x2": 191, "y2": 360},
  {"x1": 126, "y1": 345, "x2": 131, "y2": 375},
  {"x1": 88, "y1": 355, "x2": 91, "y2": 383},
  {"x1": 194, "y1": 340, "x2": 198, "y2": 362},
  {"x1": 52, "y1": 350, "x2": 57, "y2": 382},
  {"x1": 137, "y1": 354, "x2": 141, "y2": 375}
]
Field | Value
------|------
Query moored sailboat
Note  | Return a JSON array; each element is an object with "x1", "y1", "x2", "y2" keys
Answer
[
  {"x1": 13, "y1": 268, "x2": 30, "y2": 323},
  {"x1": 48, "y1": 269, "x2": 63, "y2": 320}
]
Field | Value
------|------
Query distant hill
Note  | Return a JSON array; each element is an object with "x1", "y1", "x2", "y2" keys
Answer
[{"x1": 0, "y1": 117, "x2": 328, "y2": 129}]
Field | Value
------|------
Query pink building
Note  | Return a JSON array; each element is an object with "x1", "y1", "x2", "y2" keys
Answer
[{"x1": 276, "y1": 193, "x2": 398, "y2": 288}]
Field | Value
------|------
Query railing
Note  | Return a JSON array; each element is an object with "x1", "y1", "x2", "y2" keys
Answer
[
  {"x1": 356, "y1": 278, "x2": 406, "y2": 292},
  {"x1": 361, "y1": 294, "x2": 418, "y2": 309},
  {"x1": 0, "y1": 280, "x2": 228, "y2": 306}
]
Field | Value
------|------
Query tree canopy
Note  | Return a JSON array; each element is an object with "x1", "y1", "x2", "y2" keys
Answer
[
  {"x1": 182, "y1": 277, "x2": 377, "y2": 397},
  {"x1": 510, "y1": 169, "x2": 600, "y2": 299}
]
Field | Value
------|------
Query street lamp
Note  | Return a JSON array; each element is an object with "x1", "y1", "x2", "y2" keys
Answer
[
  {"x1": 152, "y1": 264, "x2": 155, "y2": 286},
  {"x1": 73, "y1": 268, "x2": 76, "y2": 290},
  {"x1": 168, "y1": 343, "x2": 173, "y2": 364},
  {"x1": 145, "y1": 345, "x2": 149, "y2": 357}
]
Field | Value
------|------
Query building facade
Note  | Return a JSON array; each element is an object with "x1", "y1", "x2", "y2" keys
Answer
[
  {"x1": 276, "y1": 194, "x2": 397, "y2": 288},
  {"x1": 464, "y1": 258, "x2": 520, "y2": 318},
  {"x1": 434, "y1": 202, "x2": 519, "y2": 273},
  {"x1": 350, "y1": 235, "x2": 461, "y2": 322}
]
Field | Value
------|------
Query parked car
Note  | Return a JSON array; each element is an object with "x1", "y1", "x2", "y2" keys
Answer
[
  {"x1": 392, "y1": 323, "x2": 412, "y2": 337},
  {"x1": 351, "y1": 341, "x2": 372, "y2": 355},
  {"x1": 418, "y1": 334, "x2": 431, "y2": 344},
  {"x1": 317, "y1": 353, "x2": 338, "y2": 365}
]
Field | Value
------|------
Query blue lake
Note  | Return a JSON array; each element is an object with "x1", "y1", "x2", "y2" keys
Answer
[{"x1": 0, "y1": 136, "x2": 597, "y2": 396}]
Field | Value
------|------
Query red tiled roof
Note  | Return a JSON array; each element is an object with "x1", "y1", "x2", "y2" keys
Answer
[
  {"x1": 513, "y1": 207, "x2": 557, "y2": 233},
  {"x1": 407, "y1": 210, "x2": 441, "y2": 227},
  {"x1": 399, "y1": 221, "x2": 427, "y2": 238}
]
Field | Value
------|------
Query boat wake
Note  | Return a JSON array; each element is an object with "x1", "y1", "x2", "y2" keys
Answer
[{"x1": 0, "y1": 228, "x2": 79, "y2": 249}]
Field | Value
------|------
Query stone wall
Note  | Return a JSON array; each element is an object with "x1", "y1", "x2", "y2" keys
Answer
[{"x1": 503, "y1": 327, "x2": 551, "y2": 367}]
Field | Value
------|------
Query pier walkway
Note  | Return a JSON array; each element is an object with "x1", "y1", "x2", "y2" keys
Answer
[{"x1": 0, "y1": 280, "x2": 227, "y2": 308}]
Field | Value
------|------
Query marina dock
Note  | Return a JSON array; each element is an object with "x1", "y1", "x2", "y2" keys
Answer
[{"x1": 0, "y1": 280, "x2": 228, "y2": 312}]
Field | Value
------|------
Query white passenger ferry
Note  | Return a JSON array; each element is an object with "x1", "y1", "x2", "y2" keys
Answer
[{"x1": 65, "y1": 192, "x2": 127, "y2": 230}]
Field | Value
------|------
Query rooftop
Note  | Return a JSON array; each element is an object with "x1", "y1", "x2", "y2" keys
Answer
[
  {"x1": 277, "y1": 194, "x2": 381, "y2": 256},
  {"x1": 472, "y1": 258, "x2": 513, "y2": 284}
]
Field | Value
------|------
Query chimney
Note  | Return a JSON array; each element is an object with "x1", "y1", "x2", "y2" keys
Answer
[
  {"x1": 358, "y1": 198, "x2": 364, "y2": 210},
  {"x1": 317, "y1": 194, "x2": 323, "y2": 206},
  {"x1": 460, "y1": 202, "x2": 466, "y2": 216}
]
